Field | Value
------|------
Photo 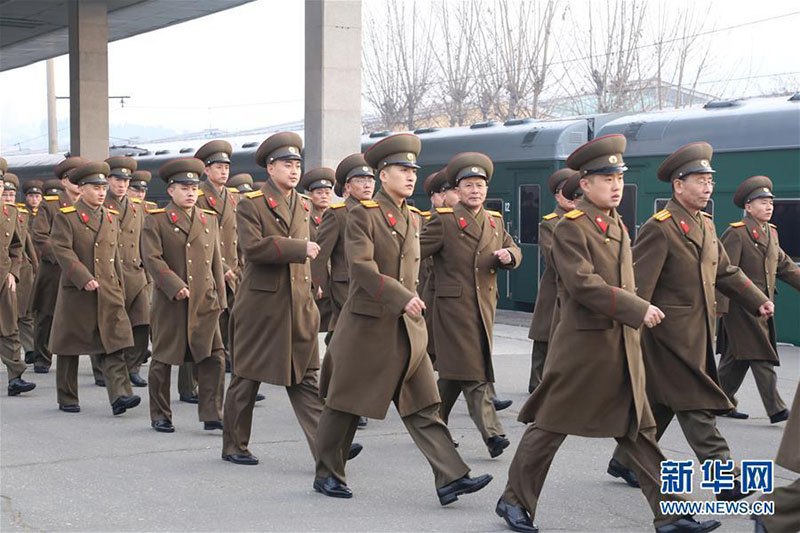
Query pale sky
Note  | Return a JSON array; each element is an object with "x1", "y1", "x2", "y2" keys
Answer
[{"x1": 0, "y1": 0, "x2": 798, "y2": 154}]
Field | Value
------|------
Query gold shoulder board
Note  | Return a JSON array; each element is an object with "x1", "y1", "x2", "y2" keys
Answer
[
  {"x1": 653, "y1": 209, "x2": 672, "y2": 222},
  {"x1": 487, "y1": 210, "x2": 503, "y2": 218},
  {"x1": 107, "y1": 208, "x2": 119, "y2": 215},
  {"x1": 701, "y1": 211, "x2": 713, "y2": 218},
  {"x1": 227, "y1": 187, "x2": 239, "y2": 193},
  {"x1": 542, "y1": 212, "x2": 558, "y2": 221},
  {"x1": 419, "y1": 210, "x2": 431, "y2": 218},
  {"x1": 130, "y1": 198, "x2": 142, "y2": 204},
  {"x1": 201, "y1": 208, "x2": 216, "y2": 215},
  {"x1": 360, "y1": 200, "x2": 379, "y2": 208},
  {"x1": 59, "y1": 206, "x2": 76, "y2": 213},
  {"x1": 729, "y1": 221, "x2": 745, "y2": 228},
  {"x1": 564, "y1": 209, "x2": 584, "y2": 220},
  {"x1": 330, "y1": 202, "x2": 346, "y2": 209},
  {"x1": 197, "y1": 189, "x2": 205, "y2": 196},
  {"x1": 15, "y1": 205, "x2": 28, "y2": 214},
  {"x1": 148, "y1": 208, "x2": 166, "y2": 214},
  {"x1": 435, "y1": 207, "x2": 453, "y2": 213},
  {"x1": 45, "y1": 195, "x2": 60, "y2": 201},
  {"x1": 245, "y1": 190, "x2": 264, "y2": 199},
  {"x1": 408, "y1": 205, "x2": 421, "y2": 214},
  {"x1": 768, "y1": 223, "x2": 777, "y2": 229}
]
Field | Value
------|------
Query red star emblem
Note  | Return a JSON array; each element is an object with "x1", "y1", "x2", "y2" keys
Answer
[
  {"x1": 595, "y1": 215, "x2": 608, "y2": 233},
  {"x1": 487, "y1": 215, "x2": 496, "y2": 228},
  {"x1": 80, "y1": 212, "x2": 89, "y2": 223},
  {"x1": 313, "y1": 216, "x2": 321, "y2": 225},
  {"x1": 267, "y1": 196, "x2": 277, "y2": 208},
  {"x1": 386, "y1": 212, "x2": 397, "y2": 227},
  {"x1": 301, "y1": 198, "x2": 309, "y2": 212},
  {"x1": 752, "y1": 229, "x2": 759, "y2": 240},
  {"x1": 107, "y1": 212, "x2": 113, "y2": 223},
  {"x1": 1, "y1": 205, "x2": 6, "y2": 216},
  {"x1": 199, "y1": 211, "x2": 207, "y2": 225}
]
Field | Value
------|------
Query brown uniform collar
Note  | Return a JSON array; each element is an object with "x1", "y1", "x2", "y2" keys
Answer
[{"x1": 576, "y1": 198, "x2": 624, "y2": 242}]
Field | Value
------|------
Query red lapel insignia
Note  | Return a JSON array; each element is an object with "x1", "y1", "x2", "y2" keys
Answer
[
  {"x1": 130, "y1": 203, "x2": 137, "y2": 213},
  {"x1": 169, "y1": 211, "x2": 178, "y2": 224},
  {"x1": 199, "y1": 211, "x2": 207, "y2": 225},
  {"x1": 313, "y1": 215, "x2": 321, "y2": 226},
  {"x1": 80, "y1": 212, "x2": 89, "y2": 223},
  {"x1": 386, "y1": 211, "x2": 397, "y2": 227},
  {"x1": 752, "y1": 229, "x2": 759, "y2": 240},
  {"x1": 487, "y1": 215, "x2": 496, "y2": 228},
  {"x1": 595, "y1": 215, "x2": 608, "y2": 233},
  {"x1": 208, "y1": 196, "x2": 216, "y2": 208},
  {"x1": 18, "y1": 215, "x2": 23, "y2": 223},
  {"x1": 679, "y1": 220, "x2": 690, "y2": 234},
  {"x1": 458, "y1": 216, "x2": 467, "y2": 229},
  {"x1": 1, "y1": 205, "x2": 6, "y2": 216},
  {"x1": 230, "y1": 195, "x2": 237, "y2": 205},
  {"x1": 301, "y1": 198, "x2": 309, "y2": 212},
  {"x1": 411, "y1": 214, "x2": 418, "y2": 228},
  {"x1": 61, "y1": 201, "x2": 68, "y2": 208},
  {"x1": 267, "y1": 196, "x2": 277, "y2": 209},
  {"x1": 107, "y1": 212, "x2": 113, "y2": 223}
]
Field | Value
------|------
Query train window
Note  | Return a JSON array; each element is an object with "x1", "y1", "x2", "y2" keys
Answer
[
  {"x1": 772, "y1": 199, "x2": 800, "y2": 262},
  {"x1": 485, "y1": 198, "x2": 503, "y2": 213},
  {"x1": 655, "y1": 198, "x2": 714, "y2": 217},
  {"x1": 518, "y1": 185, "x2": 541, "y2": 245},
  {"x1": 617, "y1": 184, "x2": 637, "y2": 238}
]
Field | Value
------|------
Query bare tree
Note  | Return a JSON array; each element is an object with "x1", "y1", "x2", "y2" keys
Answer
[
  {"x1": 470, "y1": 0, "x2": 505, "y2": 121},
  {"x1": 362, "y1": 3, "x2": 405, "y2": 130},
  {"x1": 525, "y1": 0, "x2": 559, "y2": 118},
  {"x1": 495, "y1": 0, "x2": 534, "y2": 119}
]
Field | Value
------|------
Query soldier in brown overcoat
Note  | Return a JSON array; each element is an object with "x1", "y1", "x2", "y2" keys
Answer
[
  {"x1": 716, "y1": 176, "x2": 800, "y2": 423},
  {"x1": 126, "y1": 170, "x2": 157, "y2": 212},
  {"x1": 30, "y1": 157, "x2": 84, "y2": 374},
  {"x1": 609, "y1": 143, "x2": 773, "y2": 500},
  {"x1": 418, "y1": 168, "x2": 447, "y2": 364},
  {"x1": 141, "y1": 158, "x2": 226, "y2": 432},
  {"x1": 49, "y1": 161, "x2": 140, "y2": 415},
  {"x1": 0, "y1": 160, "x2": 36, "y2": 397},
  {"x1": 315, "y1": 134, "x2": 492, "y2": 504},
  {"x1": 526, "y1": 168, "x2": 578, "y2": 393},
  {"x1": 420, "y1": 152, "x2": 522, "y2": 458},
  {"x1": 497, "y1": 135, "x2": 714, "y2": 533},
  {"x1": 301, "y1": 167, "x2": 334, "y2": 333},
  {"x1": 754, "y1": 381, "x2": 800, "y2": 533}
]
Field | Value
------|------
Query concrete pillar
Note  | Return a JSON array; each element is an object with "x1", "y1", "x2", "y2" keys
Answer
[
  {"x1": 304, "y1": 0, "x2": 362, "y2": 170},
  {"x1": 46, "y1": 59, "x2": 58, "y2": 154},
  {"x1": 68, "y1": 0, "x2": 109, "y2": 160}
]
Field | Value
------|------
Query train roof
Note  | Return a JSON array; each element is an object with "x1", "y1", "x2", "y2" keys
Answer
[{"x1": 598, "y1": 95, "x2": 800, "y2": 156}]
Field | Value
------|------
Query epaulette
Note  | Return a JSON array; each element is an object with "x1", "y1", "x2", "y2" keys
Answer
[
  {"x1": 107, "y1": 209, "x2": 119, "y2": 215},
  {"x1": 148, "y1": 208, "x2": 166, "y2": 214},
  {"x1": 361, "y1": 200, "x2": 379, "y2": 208},
  {"x1": 487, "y1": 209, "x2": 503, "y2": 218},
  {"x1": 701, "y1": 211, "x2": 713, "y2": 218},
  {"x1": 45, "y1": 195, "x2": 60, "y2": 202},
  {"x1": 729, "y1": 221, "x2": 745, "y2": 228},
  {"x1": 16, "y1": 206, "x2": 29, "y2": 214},
  {"x1": 768, "y1": 223, "x2": 777, "y2": 229},
  {"x1": 435, "y1": 207, "x2": 453, "y2": 213},
  {"x1": 227, "y1": 187, "x2": 238, "y2": 193},
  {"x1": 330, "y1": 202, "x2": 346, "y2": 209},
  {"x1": 245, "y1": 190, "x2": 264, "y2": 199},
  {"x1": 419, "y1": 210, "x2": 431, "y2": 218},
  {"x1": 197, "y1": 189, "x2": 205, "y2": 196},
  {"x1": 408, "y1": 205, "x2": 422, "y2": 214},
  {"x1": 542, "y1": 212, "x2": 558, "y2": 221},
  {"x1": 200, "y1": 208, "x2": 216, "y2": 215},
  {"x1": 130, "y1": 198, "x2": 142, "y2": 204},
  {"x1": 564, "y1": 209, "x2": 584, "y2": 220},
  {"x1": 16, "y1": 202, "x2": 26, "y2": 208},
  {"x1": 299, "y1": 193, "x2": 311, "y2": 200},
  {"x1": 653, "y1": 209, "x2": 672, "y2": 222},
  {"x1": 59, "y1": 206, "x2": 76, "y2": 213}
]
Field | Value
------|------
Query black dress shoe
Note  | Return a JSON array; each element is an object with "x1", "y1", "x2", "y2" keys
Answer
[
  {"x1": 769, "y1": 409, "x2": 789, "y2": 424},
  {"x1": 204, "y1": 420, "x2": 223, "y2": 431},
  {"x1": 655, "y1": 516, "x2": 721, "y2": 533},
  {"x1": 33, "y1": 365, "x2": 49, "y2": 374},
  {"x1": 24, "y1": 351, "x2": 36, "y2": 364},
  {"x1": 7, "y1": 377, "x2": 36, "y2": 396},
  {"x1": 59, "y1": 404, "x2": 81, "y2": 413},
  {"x1": 111, "y1": 394, "x2": 141, "y2": 415},
  {"x1": 357, "y1": 416, "x2": 368, "y2": 428},
  {"x1": 495, "y1": 498, "x2": 538, "y2": 533},
  {"x1": 313, "y1": 476, "x2": 352, "y2": 498},
  {"x1": 607, "y1": 457, "x2": 640, "y2": 488},
  {"x1": 488, "y1": 435, "x2": 511, "y2": 458},
  {"x1": 436, "y1": 473, "x2": 493, "y2": 505},
  {"x1": 720, "y1": 409, "x2": 749, "y2": 419},
  {"x1": 141, "y1": 349, "x2": 152, "y2": 364},
  {"x1": 179, "y1": 394, "x2": 199, "y2": 404},
  {"x1": 152, "y1": 419, "x2": 175, "y2": 433},
  {"x1": 255, "y1": 393, "x2": 266, "y2": 402},
  {"x1": 94, "y1": 378, "x2": 106, "y2": 387},
  {"x1": 129, "y1": 372, "x2": 148, "y2": 387},
  {"x1": 493, "y1": 398, "x2": 513, "y2": 411},
  {"x1": 716, "y1": 479, "x2": 746, "y2": 501},
  {"x1": 222, "y1": 453, "x2": 259, "y2": 465},
  {"x1": 347, "y1": 443, "x2": 363, "y2": 460}
]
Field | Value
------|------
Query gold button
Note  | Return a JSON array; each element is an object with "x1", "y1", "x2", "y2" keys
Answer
[
  {"x1": 399, "y1": 278, "x2": 404, "y2": 282},
  {"x1": 95, "y1": 258, "x2": 99, "y2": 262},
  {"x1": 188, "y1": 259, "x2": 192, "y2": 264},
  {"x1": 95, "y1": 243, "x2": 98, "y2": 247},
  {"x1": 188, "y1": 275, "x2": 193, "y2": 281},
  {"x1": 304, "y1": 276, "x2": 308, "y2": 281},
  {"x1": 187, "y1": 243, "x2": 191, "y2": 248},
  {"x1": 205, "y1": 260, "x2": 210, "y2": 264}
]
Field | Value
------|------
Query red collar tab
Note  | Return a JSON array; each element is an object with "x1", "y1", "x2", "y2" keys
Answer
[
  {"x1": 199, "y1": 211, "x2": 207, "y2": 225},
  {"x1": 107, "y1": 212, "x2": 113, "y2": 223},
  {"x1": 458, "y1": 216, "x2": 467, "y2": 229},
  {"x1": 487, "y1": 214, "x2": 496, "y2": 228},
  {"x1": 386, "y1": 211, "x2": 397, "y2": 227},
  {"x1": 301, "y1": 198, "x2": 309, "y2": 212},
  {"x1": 80, "y1": 212, "x2": 89, "y2": 223},
  {"x1": 313, "y1": 215, "x2": 321, "y2": 226},
  {"x1": 208, "y1": 196, "x2": 216, "y2": 208},
  {"x1": 267, "y1": 196, "x2": 277, "y2": 209},
  {"x1": 679, "y1": 220, "x2": 690, "y2": 234},
  {"x1": 752, "y1": 228, "x2": 759, "y2": 240},
  {"x1": 169, "y1": 211, "x2": 178, "y2": 224},
  {"x1": 594, "y1": 215, "x2": 608, "y2": 233}
]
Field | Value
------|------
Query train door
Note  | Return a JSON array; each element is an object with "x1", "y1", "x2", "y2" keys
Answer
[{"x1": 510, "y1": 176, "x2": 543, "y2": 307}]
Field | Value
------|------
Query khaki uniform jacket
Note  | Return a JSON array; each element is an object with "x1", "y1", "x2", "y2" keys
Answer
[
  {"x1": 0, "y1": 204, "x2": 23, "y2": 336},
  {"x1": 30, "y1": 192, "x2": 73, "y2": 314},
  {"x1": 49, "y1": 200, "x2": 133, "y2": 355},
  {"x1": 420, "y1": 203, "x2": 521, "y2": 382},
  {"x1": 105, "y1": 194, "x2": 150, "y2": 327},
  {"x1": 417, "y1": 212, "x2": 436, "y2": 358},
  {"x1": 312, "y1": 195, "x2": 360, "y2": 331},
  {"x1": 14, "y1": 204, "x2": 37, "y2": 316},
  {"x1": 519, "y1": 199, "x2": 652, "y2": 439},
  {"x1": 230, "y1": 180, "x2": 319, "y2": 386},
  {"x1": 776, "y1": 381, "x2": 800, "y2": 473},
  {"x1": 197, "y1": 181, "x2": 239, "y2": 293},
  {"x1": 142, "y1": 202, "x2": 226, "y2": 365},
  {"x1": 309, "y1": 205, "x2": 332, "y2": 332},
  {"x1": 718, "y1": 216, "x2": 800, "y2": 363},
  {"x1": 320, "y1": 189, "x2": 440, "y2": 420},
  {"x1": 528, "y1": 206, "x2": 567, "y2": 341},
  {"x1": 635, "y1": 199, "x2": 767, "y2": 412}
]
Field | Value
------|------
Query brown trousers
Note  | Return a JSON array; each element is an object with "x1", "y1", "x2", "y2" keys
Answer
[
  {"x1": 315, "y1": 403, "x2": 470, "y2": 489},
  {"x1": 613, "y1": 405, "x2": 740, "y2": 477},
  {"x1": 124, "y1": 325, "x2": 150, "y2": 375},
  {"x1": 1, "y1": 332, "x2": 26, "y2": 381},
  {"x1": 504, "y1": 423, "x2": 682, "y2": 527},
  {"x1": 177, "y1": 362, "x2": 198, "y2": 397},
  {"x1": 148, "y1": 349, "x2": 224, "y2": 423},
  {"x1": 529, "y1": 341, "x2": 547, "y2": 392},
  {"x1": 759, "y1": 478, "x2": 800, "y2": 533},
  {"x1": 56, "y1": 351, "x2": 132, "y2": 406},
  {"x1": 438, "y1": 379, "x2": 504, "y2": 442},
  {"x1": 718, "y1": 353, "x2": 786, "y2": 416},
  {"x1": 223, "y1": 367, "x2": 322, "y2": 458},
  {"x1": 18, "y1": 312, "x2": 34, "y2": 355},
  {"x1": 33, "y1": 312, "x2": 53, "y2": 368}
]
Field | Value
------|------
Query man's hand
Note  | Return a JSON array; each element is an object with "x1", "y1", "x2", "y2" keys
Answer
[
  {"x1": 493, "y1": 248, "x2": 513, "y2": 265},
  {"x1": 224, "y1": 269, "x2": 236, "y2": 282},
  {"x1": 6, "y1": 274, "x2": 15, "y2": 293},
  {"x1": 83, "y1": 279, "x2": 99, "y2": 291},
  {"x1": 643, "y1": 305, "x2": 665, "y2": 328},
  {"x1": 758, "y1": 300, "x2": 775, "y2": 318},
  {"x1": 404, "y1": 296, "x2": 426, "y2": 318},
  {"x1": 307, "y1": 242, "x2": 320, "y2": 259},
  {"x1": 316, "y1": 286, "x2": 323, "y2": 299},
  {"x1": 175, "y1": 287, "x2": 190, "y2": 300}
]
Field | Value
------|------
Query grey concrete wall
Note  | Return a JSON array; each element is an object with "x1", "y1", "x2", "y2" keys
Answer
[
  {"x1": 304, "y1": 0, "x2": 362, "y2": 171},
  {"x1": 68, "y1": 0, "x2": 109, "y2": 160}
]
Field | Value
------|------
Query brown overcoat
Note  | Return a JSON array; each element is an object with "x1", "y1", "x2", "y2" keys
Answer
[
  {"x1": 49, "y1": 200, "x2": 133, "y2": 355},
  {"x1": 14, "y1": 204, "x2": 37, "y2": 317},
  {"x1": 197, "y1": 180, "x2": 239, "y2": 292},
  {"x1": 0, "y1": 204, "x2": 23, "y2": 336},
  {"x1": 528, "y1": 206, "x2": 567, "y2": 341},
  {"x1": 141, "y1": 202, "x2": 226, "y2": 365},
  {"x1": 519, "y1": 199, "x2": 652, "y2": 439},
  {"x1": 312, "y1": 195, "x2": 360, "y2": 330},
  {"x1": 105, "y1": 194, "x2": 150, "y2": 327},
  {"x1": 319, "y1": 189, "x2": 440, "y2": 420},
  {"x1": 420, "y1": 202, "x2": 521, "y2": 382},
  {"x1": 30, "y1": 192, "x2": 72, "y2": 315},
  {"x1": 230, "y1": 180, "x2": 320, "y2": 386},
  {"x1": 718, "y1": 216, "x2": 800, "y2": 363},
  {"x1": 309, "y1": 205, "x2": 332, "y2": 332},
  {"x1": 776, "y1": 381, "x2": 800, "y2": 473},
  {"x1": 635, "y1": 199, "x2": 768, "y2": 412}
]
